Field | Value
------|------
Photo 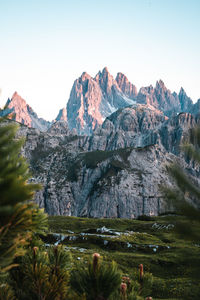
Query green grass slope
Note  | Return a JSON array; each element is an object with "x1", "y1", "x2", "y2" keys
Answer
[{"x1": 45, "y1": 215, "x2": 200, "y2": 300}]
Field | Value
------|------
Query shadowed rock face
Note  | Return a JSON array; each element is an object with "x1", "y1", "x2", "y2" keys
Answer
[
  {"x1": 82, "y1": 104, "x2": 168, "y2": 151},
  {"x1": 3, "y1": 92, "x2": 51, "y2": 131},
  {"x1": 14, "y1": 104, "x2": 200, "y2": 219},
  {"x1": 179, "y1": 87, "x2": 193, "y2": 112},
  {"x1": 190, "y1": 99, "x2": 200, "y2": 115},
  {"x1": 55, "y1": 107, "x2": 67, "y2": 122},
  {"x1": 137, "y1": 80, "x2": 181, "y2": 116}
]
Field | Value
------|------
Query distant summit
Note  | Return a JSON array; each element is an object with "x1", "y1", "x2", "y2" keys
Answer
[
  {"x1": 65, "y1": 67, "x2": 198, "y2": 134},
  {"x1": 1, "y1": 68, "x2": 199, "y2": 135},
  {"x1": 67, "y1": 67, "x2": 136, "y2": 135},
  {"x1": 1, "y1": 92, "x2": 51, "y2": 131}
]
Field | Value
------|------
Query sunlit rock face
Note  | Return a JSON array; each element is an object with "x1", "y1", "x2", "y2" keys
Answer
[
  {"x1": 6, "y1": 92, "x2": 32, "y2": 127},
  {"x1": 67, "y1": 67, "x2": 136, "y2": 135},
  {"x1": 2, "y1": 92, "x2": 51, "y2": 131},
  {"x1": 66, "y1": 69, "x2": 198, "y2": 135},
  {"x1": 1, "y1": 69, "x2": 198, "y2": 136},
  {"x1": 67, "y1": 72, "x2": 104, "y2": 135},
  {"x1": 116, "y1": 72, "x2": 137, "y2": 100}
]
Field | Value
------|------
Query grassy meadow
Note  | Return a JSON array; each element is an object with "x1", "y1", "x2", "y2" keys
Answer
[{"x1": 42, "y1": 215, "x2": 200, "y2": 300}]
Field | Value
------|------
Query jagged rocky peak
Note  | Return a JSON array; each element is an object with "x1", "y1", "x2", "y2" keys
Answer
[
  {"x1": 178, "y1": 87, "x2": 193, "y2": 112},
  {"x1": 190, "y1": 99, "x2": 200, "y2": 115},
  {"x1": 116, "y1": 72, "x2": 137, "y2": 99},
  {"x1": 1, "y1": 92, "x2": 51, "y2": 131},
  {"x1": 16, "y1": 101, "x2": 200, "y2": 218},
  {"x1": 67, "y1": 67, "x2": 135, "y2": 135},
  {"x1": 6, "y1": 91, "x2": 32, "y2": 127},
  {"x1": 67, "y1": 70, "x2": 104, "y2": 135},
  {"x1": 155, "y1": 79, "x2": 167, "y2": 90},
  {"x1": 94, "y1": 67, "x2": 115, "y2": 94},
  {"x1": 55, "y1": 107, "x2": 67, "y2": 122},
  {"x1": 137, "y1": 80, "x2": 181, "y2": 116}
]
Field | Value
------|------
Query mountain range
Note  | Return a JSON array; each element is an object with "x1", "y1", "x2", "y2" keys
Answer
[
  {"x1": 1, "y1": 67, "x2": 199, "y2": 135},
  {"x1": 1, "y1": 67, "x2": 200, "y2": 218}
]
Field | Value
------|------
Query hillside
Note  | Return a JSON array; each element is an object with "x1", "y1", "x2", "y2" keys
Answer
[{"x1": 42, "y1": 215, "x2": 200, "y2": 299}]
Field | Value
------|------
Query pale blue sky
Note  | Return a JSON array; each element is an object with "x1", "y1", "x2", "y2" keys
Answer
[{"x1": 0, "y1": 0, "x2": 199, "y2": 120}]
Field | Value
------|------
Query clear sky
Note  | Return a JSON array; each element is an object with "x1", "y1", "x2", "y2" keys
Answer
[{"x1": 0, "y1": 0, "x2": 199, "y2": 121}]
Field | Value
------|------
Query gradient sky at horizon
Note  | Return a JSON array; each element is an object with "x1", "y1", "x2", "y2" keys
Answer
[{"x1": 0, "y1": 0, "x2": 200, "y2": 120}]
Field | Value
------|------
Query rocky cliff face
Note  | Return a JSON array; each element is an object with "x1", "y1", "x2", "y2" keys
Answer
[
  {"x1": 1, "y1": 92, "x2": 51, "y2": 131},
  {"x1": 1, "y1": 69, "x2": 198, "y2": 137},
  {"x1": 190, "y1": 99, "x2": 200, "y2": 115},
  {"x1": 14, "y1": 103, "x2": 200, "y2": 218},
  {"x1": 136, "y1": 80, "x2": 181, "y2": 116},
  {"x1": 55, "y1": 107, "x2": 67, "y2": 122},
  {"x1": 178, "y1": 87, "x2": 193, "y2": 112},
  {"x1": 1, "y1": 69, "x2": 200, "y2": 218},
  {"x1": 67, "y1": 68, "x2": 136, "y2": 135},
  {"x1": 81, "y1": 104, "x2": 167, "y2": 151},
  {"x1": 115, "y1": 72, "x2": 137, "y2": 100},
  {"x1": 66, "y1": 69, "x2": 199, "y2": 136}
]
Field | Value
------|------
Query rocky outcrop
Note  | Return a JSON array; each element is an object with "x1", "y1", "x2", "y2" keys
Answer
[
  {"x1": 190, "y1": 99, "x2": 200, "y2": 115},
  {"x1": 55, "y1": 107, "x2": 67, "y2": 122},
  {"x1": 178, "y1": 87, "x2": 193, "y2": 112},
  {"x1": 159, "y1": 112, "x2": 200, "y2": 155},
  {"x1": 67, "y1": 72, "x2": 104, "y2": 135},
  {"x1": 1, "y1": 69, "x2": 198, "y2": 137},
  {"x1": 82, "y1": 104, "x2": 167, "y2": 151},
  {"x1": 66, "y1": 69, "x2": 198, "y2": 136},
  {"x1": 67, "y1": 68, "x2": 135, "y2": 135},
  {"x1": 12, "y1": 103, "x2": 200, "y2": 218},
  {"x1": 116, "y1": 72, "x2": 137, "y2": 99},
  {"x1": 1, "y1": 92, "x2": 51, "y2": 131},
  {"x1": 137, "y1": 80, "x2": 181, "y2": 116},
  {"x1": 30, "y1": 143, "x2": 175, "y2": 218}
]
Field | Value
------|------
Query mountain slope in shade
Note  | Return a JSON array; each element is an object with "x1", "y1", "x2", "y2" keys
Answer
[
  {"x1": 178, "y1": 87, "x2": 193, "y2": 112},
  {"x1": 67, "y1": 67, "x2": 136, "y2": 135},
  {"x1": 136, "y1": 80, "x2": 197, "y2": 117},
  {"x1": 190, "y1": 98, "x2": 200, "y2": 115},
  {"x1": 1, "y1": 92, "x2": 51, "y2": 131},
  {"x1": 136, "y1": 80, "x2": 181, "y2": 116},
  {"x1": 55, "y1": 107, "x2": 67, "y2": 122}
]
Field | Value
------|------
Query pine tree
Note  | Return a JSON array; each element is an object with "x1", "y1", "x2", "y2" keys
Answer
[
  {"x1": 9, "y1": 245, "x2": 71, "y2": 300},
  {"x1": 110, "y1": 264, "x2": 153, "y2": 300},
  {"x1": 70, "y1": 253, "x2": 121, "y2": 300},
  {"x1": 0, "y1": 118, "x2": 48, "y2": 275}
]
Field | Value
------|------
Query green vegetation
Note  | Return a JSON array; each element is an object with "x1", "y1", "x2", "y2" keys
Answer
[
  {"x1": 46, "y1": 215, "x2": 200, "y2": 299},
  {"x1": 1, "y1": 119, "x2": 200, "y2": 299},
  {"x1": 162, "y1": 126, "x2": 200, "y2": 242},
  {"x1": 9, "y1": 245, "x2": 71, "y2": 300},
  {"x1": 0, "y1": 119, "x2": 48, "y2": 275}
]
